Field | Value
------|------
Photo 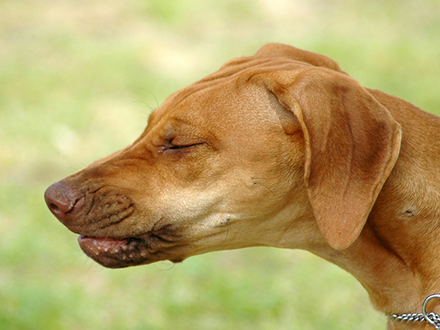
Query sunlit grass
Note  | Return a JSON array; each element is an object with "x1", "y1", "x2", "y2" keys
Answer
[{"x1": 1, "y1": 0, "x2": 440, "y2": 329}]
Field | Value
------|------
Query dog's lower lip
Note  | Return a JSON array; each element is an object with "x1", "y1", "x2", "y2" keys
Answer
[
  {"x1": 77, "y1": 235, "x2": 148, "y2": 268},
  {"x1": 78, "y1": 235, "x2": 126, "y2": 243},
  {"x1": 78, "y1": 235, "x2": 130, "y2": 254}
]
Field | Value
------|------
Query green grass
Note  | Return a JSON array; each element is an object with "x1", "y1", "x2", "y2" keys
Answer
[{"x1": 1, "y1": 0, "x2": 440, "y2": 329}]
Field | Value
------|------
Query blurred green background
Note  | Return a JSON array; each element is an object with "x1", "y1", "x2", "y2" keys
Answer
[{"x1": 1, "y1": 0, "x2": 439, "y2": 329}]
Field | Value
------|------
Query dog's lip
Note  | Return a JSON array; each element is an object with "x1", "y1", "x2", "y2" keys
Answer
[
  {"x1": 77, "y1": 235, "x2": 148, "y2": 268},
  {"x1": 78, "y1": 235, "x2": 129, "y2": 253},
  {"x1": 77, "y1": 224, "x2": 184, "y2": 268}
]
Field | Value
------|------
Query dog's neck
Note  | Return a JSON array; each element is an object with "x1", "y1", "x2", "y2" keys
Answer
[
  {"x1": 270, "y1": 189, "x2": 440, "y2": 329},
  {"x1": 311, "y1": 221, "x2": 440, "y2": 329},
  {"x1": 273, "y1": 160, "x2": 440, "y2": 328},
  {"x1": 313, "y1": 227, "x2": 422, "y2": 311},
  {"x1": 304, "y1": 165, "x2": 440, "y2": 329}
]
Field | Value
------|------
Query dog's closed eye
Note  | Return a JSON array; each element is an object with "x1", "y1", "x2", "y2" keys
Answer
[
  {"x1": 162, "y1": 138, "x2": 206, "y2": 155},
  {"x1": 166, "y1": 142, "x2": 205, "y2": 151}
]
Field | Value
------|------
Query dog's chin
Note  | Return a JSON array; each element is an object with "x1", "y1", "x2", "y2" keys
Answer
[{"x1": 78, "y1": 236, "x2": 183, "y2": 268}]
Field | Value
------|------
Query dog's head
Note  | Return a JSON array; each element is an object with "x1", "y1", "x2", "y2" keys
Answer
[{"x1": 45, "y1": 43, "x2": 401, "y2": 268}]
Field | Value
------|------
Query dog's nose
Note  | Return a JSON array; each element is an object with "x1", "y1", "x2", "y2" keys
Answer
[{"x1": 44, "y1": 181, "x2": 82, "y2": 221}]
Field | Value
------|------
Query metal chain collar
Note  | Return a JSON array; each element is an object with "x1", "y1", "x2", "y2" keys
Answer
[{"x1": 390, "y1": 294, "x2": 440, "y2": 329}]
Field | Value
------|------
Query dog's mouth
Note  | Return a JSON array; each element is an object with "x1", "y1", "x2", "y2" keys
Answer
[{"x1": 78, "y1": 226, "x2": 186, "y2": 268}]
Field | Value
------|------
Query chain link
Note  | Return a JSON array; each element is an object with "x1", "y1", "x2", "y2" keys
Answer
[
  {"x1": 390, "y1": 294, "x2": 440, "y2": 329},
  {"x1": 430, "y1": 313, "x2": 440, "y2": 329},
  {"x1": 390, "y1": 312, "x2": 440, "y2": 329}
]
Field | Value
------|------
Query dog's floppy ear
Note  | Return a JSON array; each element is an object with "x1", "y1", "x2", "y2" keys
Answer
[
  {"x1": 260, "y1": 69, "x2": 402, "y2": 250},
  {"x1": 255, "y1": 43, "x2": 347, "y2": 74}
]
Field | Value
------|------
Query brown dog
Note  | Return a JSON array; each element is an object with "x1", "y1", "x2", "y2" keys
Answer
[{"x1": 45, "y1": 43, "x2": 440, "y2": 329}]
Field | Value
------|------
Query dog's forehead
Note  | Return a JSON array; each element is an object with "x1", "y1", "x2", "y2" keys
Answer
[
  {"x1": 153, "y1": 56, "x2": 312, "y2": 122},
  {"x1": 154, "y1": 84, "x2": 269, "y2": 135}
]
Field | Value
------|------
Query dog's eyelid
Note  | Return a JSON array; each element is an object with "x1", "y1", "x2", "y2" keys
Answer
[
  {"x1": 169, "y1": 143, "x2": 203, "y2": 150},
  {"x1": 169, "y1": 137, "x2": 206, "y2": 148},
  {"x1": 156, "y1": 135, "x2": 207, "y2": 154},
  {"x1": 160, "y1": 141, "x2": 206, "y2": 155},
  {"x1": 170, "y1": 134, "x2": 205, "y2": 146}
]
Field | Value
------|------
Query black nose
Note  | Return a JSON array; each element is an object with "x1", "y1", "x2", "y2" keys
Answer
[{"x1": 44, "y1": 181, "x2": 82, "y2": 222}]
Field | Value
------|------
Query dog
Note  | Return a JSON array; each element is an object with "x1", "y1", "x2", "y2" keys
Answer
[{"x1": 45, "y1": 43, "x2": 440, "y2": 329}]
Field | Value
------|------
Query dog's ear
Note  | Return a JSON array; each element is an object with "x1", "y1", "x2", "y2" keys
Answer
[
  {"x1": 255, "y1": 43, "x2": 347, "y2": 74},
  {"x1": 258, "y1": 69, "x2": 402, "y2": 250}
]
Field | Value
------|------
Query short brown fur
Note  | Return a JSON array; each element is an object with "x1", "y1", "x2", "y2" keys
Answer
[{"x1": 45, "y1": 43, "x2": 440, "y2": 329}]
